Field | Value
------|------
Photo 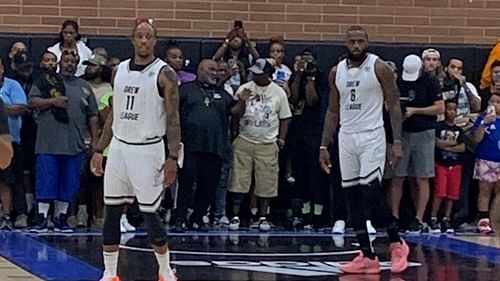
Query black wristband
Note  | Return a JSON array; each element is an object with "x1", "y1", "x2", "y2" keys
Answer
[
  {"x1": 93, "y1": 148, "x2": 103, "y2": 154},
  {"x1": 168, "y1": 155, "x2": 178, "y2": 161}
]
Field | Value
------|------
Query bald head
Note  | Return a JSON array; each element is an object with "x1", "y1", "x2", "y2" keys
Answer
[{"x1": 197, "y1": 59, "x2": 218, "y2": 85}]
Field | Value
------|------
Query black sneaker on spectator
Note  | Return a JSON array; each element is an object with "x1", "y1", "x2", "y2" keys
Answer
[
  {"x1": 229, "y1": 216, "x2": 240, "y2": 231},
  {"x1": 172, "y1": 221, "x2": 184, "y2": 233},
  {"x1": 30, "y1": 214, "x2": 49, "y2": 233},
  {"x1": 258, "y1": 217, "x2": 271, "y2": 232},
  {"x1": 292, "y1": 217, "x2": 303, "y2": 230},
  {"x1": 0, "y1": 216, "x2": 14, "y2": 231},
  {"x1": 53, "y1": 214, "x2": 74, "y2": 233},
  {"x1": 407, "y1": 218, "x2": 425, "y2": 234},
  {"x1": 429, "y1": 218, "x2": 441, "y2": 234},
  {"x1": 441, "y1": 218, "x2": 453, "y2": 234}
]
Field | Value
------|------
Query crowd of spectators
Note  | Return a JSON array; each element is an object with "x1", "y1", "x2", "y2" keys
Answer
[{"x1": 0, "y1": 20, "x2": 499, "y2": 238}]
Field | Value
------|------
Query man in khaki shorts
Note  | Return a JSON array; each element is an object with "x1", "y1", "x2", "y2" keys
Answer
[{"x1": 229, "y1": 58, "x2": 291, "y2": 232}]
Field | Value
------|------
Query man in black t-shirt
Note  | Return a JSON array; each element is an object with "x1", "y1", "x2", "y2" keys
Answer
[
  {"x1": 430, "y1": 100, "x2": 466, "y2": 233},
  {"x1": 0, "y1": 99, "x2": 13, "y2": 169},
  {"x1": 174, "y1": 59, "x2": 244, "y2": 232},
  {"x1": 391, "y1": 54, "x2": 444, "y2": 233}
]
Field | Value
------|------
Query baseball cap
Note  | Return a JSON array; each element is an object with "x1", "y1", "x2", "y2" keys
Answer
[
  {"x1": 13, "y1": 51, "x2": 33, "y2": 69},
  {"x1": 421, "y1": 48, "x2": 440, "y2": 59},
  {"x1": 248, "y1": 58, "x2": 267, "y2": 75},
  {"x1": 402, "y1": 54, "x2": 422, "y2": 82},
  {"x1": 83, "y1": 53, "x2": 107, "y2": 66}
]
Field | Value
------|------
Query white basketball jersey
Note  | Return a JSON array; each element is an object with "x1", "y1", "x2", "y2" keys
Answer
[
  {"x1": 112, "y1": 58, "x2": 168, "y2": 143},
  {"x1": 336, "y1": 53, "x2": 384, "y2": 133}
]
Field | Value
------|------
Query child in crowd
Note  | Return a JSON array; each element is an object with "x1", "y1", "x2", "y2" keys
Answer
[
  {"x1": 430, "y1": 100, "x2": 466, "y2": 234},
  {"x1": 473, "y1": 94, "x2": 500, "y2": 234}
]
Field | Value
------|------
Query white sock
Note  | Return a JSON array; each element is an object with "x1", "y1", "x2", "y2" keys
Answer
[
  {"x1": 154, "y1": 251, "x2": 171, "y2": 273},
  {"x1": 103, "y1": 251, "x2": 119, "y2": 277},
  {"x1": 38, "y1": 202, "x2": 50, "y2": 218},
  {"x1": 26, "y1": 193, "x2": 34, "y2": 213},
  {"x1": 120, "y1": 214, "x2": 127, "y2": 221},
  {"x1": 54, "y1": 201, "x2": 69, "y2": 217},
  {"x1": 250, "y1": 208, "x2": 258, "y2": 216}
]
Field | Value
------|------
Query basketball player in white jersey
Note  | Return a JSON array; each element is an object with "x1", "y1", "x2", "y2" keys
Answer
[
  {"x1": 319, "y1": 26, "x2": 409, "y2": 274},
  {"x1": 90, "y1": 18, "x2": 180, "y2": 281}
]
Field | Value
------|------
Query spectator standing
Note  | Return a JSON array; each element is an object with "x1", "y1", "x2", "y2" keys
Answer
[
  {"x1": 473, "y1": 94, "x2": 500, "y2": 234},
  {"x1": 174, "y1": 59, "x2": 239, "y2": 232},
  {"x1": 269, "y1": 36, "x2": 291, "y2": 97},
  {"x1": 0, "y1": 57, "x2": 28, "y2": 230},
  {"x1": 164, "y1": 41, "x2": 196, "y2": 85},
  {"x1": 82, "y1": 53, "x2": 113, "y2": 102},
  {"x1": 0, "y1": 99, "x2": 13, "y2": 169},
  {"x1": 47, "y1": 20, "x2": 92, "y2": 77},
  {"x1": 29, "y1": 51, "x2": 99, "y2": 233},
  {"x1": 422, "y1": 48, "x2": 446, "y2": 87},
  {"x1": 3, "y1": 41, "x2": 28, "y2": 79},
  {"x1": 441, "y1": 57, "x2": 481, "y2": 115},
  {"x1": 391, "y1": 54, "x2": 444, "y2": 233},
  {"x1": 429, "y1": 100, "x2": 466, "y2": 234},
  {"x1": 287, "y1": 50, "x2": 327, "y2": 229},
  {"x1": 228, "y1": 58, "x2": 291, "y2": 232},
  {"x1": 213, "y1": 25, "x2": 260, "y2": 91},
  {"x1": 480, "y1": 60, "x2": 500, "y2": 111}
]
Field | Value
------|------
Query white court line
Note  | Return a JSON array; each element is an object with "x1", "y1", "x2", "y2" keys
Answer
[{"x1": 119, "y1": 245, "x2": 360, "y2": 257}]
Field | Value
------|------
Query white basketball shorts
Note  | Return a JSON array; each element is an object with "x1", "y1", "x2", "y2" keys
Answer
[
  {"x1": 338, "y1": 127, "x2": 386, "y2": 188},
  {"x1": 104, "y1": 137, "x2": 165, "y2": 213}
]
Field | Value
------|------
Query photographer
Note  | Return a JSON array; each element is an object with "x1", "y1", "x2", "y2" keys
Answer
[
  {"x1": 286, "y1": 50, "x2": 328, "y2": 229},
  {"x1": 213, "y1": 21, "x2": 260, "y2": 92}
]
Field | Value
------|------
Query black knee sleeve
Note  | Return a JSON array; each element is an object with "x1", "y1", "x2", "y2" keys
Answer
[
  {"x1": 103, "y1": 205, "x2": 123, "y2": 246},
  {"x1": 231, "y1": 192, "x2": 244, "y2": 205},
  {"x1": 144, "y1": 212, "x2": 168, "y2": 247}
]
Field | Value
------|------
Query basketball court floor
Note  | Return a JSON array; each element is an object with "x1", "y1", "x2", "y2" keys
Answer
[{"x1": 0, "y1": 229, "x2": 498, "y2": 281}]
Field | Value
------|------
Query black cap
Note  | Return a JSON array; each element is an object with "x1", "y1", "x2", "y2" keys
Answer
[{"x1": 13, "y1": 51, "x2": 33, "y2": 69}]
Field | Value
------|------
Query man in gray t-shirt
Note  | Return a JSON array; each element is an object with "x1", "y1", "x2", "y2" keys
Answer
[{"x1": 28, "y1": 51, "x2": 98, "y2": 233}]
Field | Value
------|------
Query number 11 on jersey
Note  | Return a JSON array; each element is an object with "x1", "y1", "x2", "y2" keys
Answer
[{"x1": 126, "y1": 95, "x2": 135, "y2": 110}]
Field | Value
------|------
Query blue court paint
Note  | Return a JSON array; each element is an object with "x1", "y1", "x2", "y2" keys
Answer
[
  {"x1": 405, "y1": 235, "x2": 500, "y2": 264},
  {"x1": 0, "y1": 231, "x2": 102, "y2": 281}
]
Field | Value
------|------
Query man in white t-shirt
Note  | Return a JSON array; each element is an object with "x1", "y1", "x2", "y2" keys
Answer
[{"x1": 229, "y1": 58, "x2": 292, "y2": 232}]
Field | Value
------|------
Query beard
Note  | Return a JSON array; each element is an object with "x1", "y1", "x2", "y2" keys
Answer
[
  {"x1": 347, "y1": 48, "x2": 369, "y2": 62},
  {"x1": 84, "y1": 71, "x2": 99, "y2": 81}
]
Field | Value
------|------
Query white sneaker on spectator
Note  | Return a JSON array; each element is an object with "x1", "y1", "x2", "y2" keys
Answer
[
  {"x1": 366, "y1": 220, "x2": 377, "y2": 234},
  {"x1": 202, "y1": 213, "x2": 210, "y2": 225},
  {"x1": 14, "y1": 214, "x2": 28, "y2": 228},
  {"x1": 258, "y1": 217, "x2": 271, "y2": 232},
  {"x1": 332, "y1": 235, "x2": 345, "y2": 247},
  {"x1": 77, "y1": 207, "x2": 88, "y2": 227},
  {"x1": 120, "y1": 215, "x2": 136, "y2": 233},
  {"x1": 332, "y1": 220, "x2": 346, "y2": 234},
  {"x1": 229, "y1": 216, "x2": 240, "y2": 231}
]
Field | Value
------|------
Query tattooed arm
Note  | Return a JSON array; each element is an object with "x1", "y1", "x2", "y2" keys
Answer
[
  {"x1": 158, "y1": 66, "x2": 181, "y2": 187},
  {"x1": 159, "y1": 66, "x2": 181, "y2": 159}
]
